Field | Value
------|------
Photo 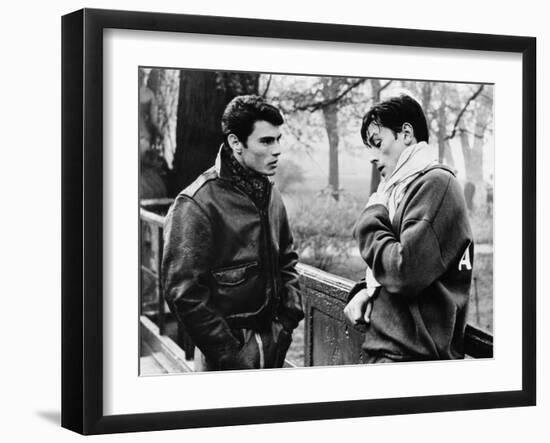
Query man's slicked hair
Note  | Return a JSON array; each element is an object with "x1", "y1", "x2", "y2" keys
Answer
[
  {"x1": 221, "y1": 95, "x2": 284, "y2": 144},
  {"x1": 360, "y1": 94, "x2": 429, "y2": 146}
]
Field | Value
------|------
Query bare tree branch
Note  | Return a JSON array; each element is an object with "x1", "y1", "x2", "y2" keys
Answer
[
  {"x1": 285, "y1": 120, "x2": 319, "y2": 154},
  {"x1": 261, "y1": 74, "x2": 272, "y2": 98},
  {"x1": 444, "y1": 85, "x2": 485, "y2": 140},
  {"x1": 377, "y1": 80, "x2": 393, "y2": 95},
  {"x1": 292, "y1": 78, "x2": 367, "y2": 112},
  {"x1": 459, "y1": 123, "x2": 493, "y2": 139}
]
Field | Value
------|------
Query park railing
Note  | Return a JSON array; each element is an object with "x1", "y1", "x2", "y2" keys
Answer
[{"x1": 139, "y1": 199, "x2": 493, "y2": 373}]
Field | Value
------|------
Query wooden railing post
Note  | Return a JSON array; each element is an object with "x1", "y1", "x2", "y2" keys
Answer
[
  {"x1": 139, "y1": 218, "x2": 144, "y2": 318},
  {"x1": 156, "y1": 225, "x2": 165, "y2": 336}
]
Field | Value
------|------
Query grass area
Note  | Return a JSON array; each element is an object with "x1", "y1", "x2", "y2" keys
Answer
[
  {"x1": 469, "y1": 252, "x2": 493, "y2": 332},
  {"x1": 469, "y1": 206, "x2": 494, "y2": 245}
]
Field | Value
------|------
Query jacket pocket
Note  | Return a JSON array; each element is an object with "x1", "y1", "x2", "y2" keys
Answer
[
  {"x1": 211, "y1": 261, "x2": 264, "y2": 317},
  {"x1": 212, "y1": 261, "x2": 259, "y2": 286}
]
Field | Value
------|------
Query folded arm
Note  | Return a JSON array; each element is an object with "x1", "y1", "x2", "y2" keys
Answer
[{"x1": 354, "y1": 174, "x2": 457, "y2": 298}]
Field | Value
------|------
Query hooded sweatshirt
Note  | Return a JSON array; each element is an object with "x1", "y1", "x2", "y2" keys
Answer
[
  {"x1": 364, "y1": 141, "x2": 439, "y2": 295},
  {"x1": 352, "y1": 156, "x2": 474, "y2": 360}
]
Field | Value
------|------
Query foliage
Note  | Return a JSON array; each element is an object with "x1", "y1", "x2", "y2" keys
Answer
[
  {"x1": 140, "y1": 68, "x2": 494, "y2": 197},
  {"x1": 273, "y1": 159, "x2": 305, "y2": 192},
  {"x1": 267, "y1": 75, "x2": 370, "y2": 152},
  {"x1": 469, "y1": 203, "x2": 494, "y2": 245},
  {"x1": 146, "y1": 68, "x2": 180, "y2": 169},
  {"x1": 469, "y1": 252, "x2": 493, "y2": 332},
  {"x1": 286, "y1": 192, "x2": 362, "y2": 271},
  {"x1": 398, "y1": 81, "x2": 494, "y2": 182}
]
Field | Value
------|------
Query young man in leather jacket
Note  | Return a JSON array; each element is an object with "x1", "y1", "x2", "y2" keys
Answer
[{"x1": 162, "y1": 95, "x2": 304, "y2": 371}]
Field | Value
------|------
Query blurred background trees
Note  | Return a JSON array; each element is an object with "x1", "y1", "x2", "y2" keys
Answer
[
  {"x1": 173, "y1": 71, "x2": 259, "y2": 194},
  {"x1": 139, "y1": 68, "x2": 259, "y2": 197},
  {"x1": 139, "y1": 67, "x2": 494, "y2": 203}
]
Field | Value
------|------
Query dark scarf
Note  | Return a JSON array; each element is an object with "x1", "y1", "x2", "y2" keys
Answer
[{"x1": 221, "y1": 143, "x2": 271, "y2": 210}]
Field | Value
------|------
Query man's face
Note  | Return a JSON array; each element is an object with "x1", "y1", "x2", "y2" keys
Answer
[
  {"x1": 365, "y1": 121, "x2": 407, "y2": 178},
  {"x1": 240, "y1": 120, "x2": 283, "y2": 176}
]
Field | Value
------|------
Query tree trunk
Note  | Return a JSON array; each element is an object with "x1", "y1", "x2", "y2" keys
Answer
[
  {"x1": 437, "y1": 102, "x2": 455, "y2": 166},
  {"x1": 369, "y1": 79, "x2": 383, "y2": 195},
  {"x1": 459, "y1": 105, "x2": 488, "y2": 211},
  {"x1": 321, "y1": 78, "x2": 340, "y2": 200},
  {"x1": 171, "y1": 71, "x2": 259, "y2": 195},
  {"x1": 471, "y1": 108, "x2": 487, "y2": 184},
  {"x1": 147, "y1": 68, "x2": 179, "y2": 169},
  {"x1": 322, "y1": 103, "x2": 340, "y2": 200},
  {"x1": 458, "y1": 122, "x2": 476, "y2": 211},
  {"x1": 460, "y1": 113, "x2": 485, "y2": 186},
  {"x1": 459, "y1": 122, "x2": 473, "y2": 181},
  {"x1": 139, "y1": 68, "x2": 168, "y2": 199},
  {"x1": 421, "y1": 82, "x2": 433, "y2": 115}
]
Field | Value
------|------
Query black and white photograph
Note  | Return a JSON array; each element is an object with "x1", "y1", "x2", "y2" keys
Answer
[
  {"x1": 139, "y1": 67, "x2": 494, "y2": 374},
  {"x1": 58, "y1": 6, "x2": 537, "y2": 435}
]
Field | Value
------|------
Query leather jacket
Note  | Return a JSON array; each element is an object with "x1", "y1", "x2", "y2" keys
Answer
[{"x1": 162, "y1": 147, "x2": 304, "y2": 369}]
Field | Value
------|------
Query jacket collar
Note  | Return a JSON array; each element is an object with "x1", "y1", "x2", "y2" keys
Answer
[
  {"x1": 421, "y1": 163, "x2": 456, "y2": 177},
  {"x1": 215, "y1": 143, "x2": 272, "y2": 209},
  {"x1": 214, "y1": 144, "x2": 275, "y2": 183}
]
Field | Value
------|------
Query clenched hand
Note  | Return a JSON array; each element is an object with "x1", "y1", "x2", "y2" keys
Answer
[{"x1": 344, "y1": 288, "x2": 374, "y2": 328}]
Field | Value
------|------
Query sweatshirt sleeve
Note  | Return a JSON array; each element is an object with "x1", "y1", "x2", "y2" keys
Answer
[
  {"x1": 161, "y1": 196, "x2": 242, "y2": 369},
  {"x1": 354, "y1": 172, "x2": 460, "y2": 298}
]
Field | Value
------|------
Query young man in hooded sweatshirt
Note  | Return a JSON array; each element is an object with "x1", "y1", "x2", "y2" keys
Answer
[{"x1": 344, "y1": 94, "x2": 474, "y2": 363}]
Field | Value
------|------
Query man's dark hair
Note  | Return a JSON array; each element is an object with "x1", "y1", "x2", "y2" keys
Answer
[
  {"x1": 360, "y1": 94, "x2": 429, "y2": 146},
  {"x1": 221, "y1": 95, "x2": 284, "y2": 144}
]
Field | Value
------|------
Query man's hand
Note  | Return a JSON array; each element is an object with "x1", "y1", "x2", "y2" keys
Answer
[{"x1": 344, "y1": 288, "x2": 374, "y2": 329}]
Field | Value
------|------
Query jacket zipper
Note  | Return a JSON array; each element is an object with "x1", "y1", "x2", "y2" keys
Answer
[
  {"x1": 231, "y1": 180, "x2": 278, "y2": 319},
  {"x1": 259, "y1": 183, "x2": 278, "y2": 318}
]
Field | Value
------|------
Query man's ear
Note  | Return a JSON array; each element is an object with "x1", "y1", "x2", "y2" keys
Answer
[
  {"x1": 227, "y1": 133, "x2": 243, "y2": 155},
  {"x1": 401, "y1": 123, "x2": 415, "y2": 145}
]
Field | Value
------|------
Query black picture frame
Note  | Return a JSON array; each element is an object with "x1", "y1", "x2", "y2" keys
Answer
[{"x1": 61, "y1": 8, "x2": 536, "y2": 435}]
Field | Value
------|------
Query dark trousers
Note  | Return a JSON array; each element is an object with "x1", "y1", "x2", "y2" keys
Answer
[{"x1": 194, "y1": 322, "x2": 292, "y2": 371}]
